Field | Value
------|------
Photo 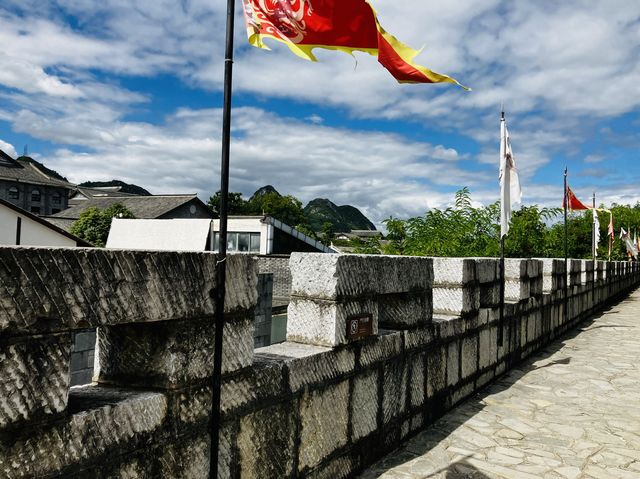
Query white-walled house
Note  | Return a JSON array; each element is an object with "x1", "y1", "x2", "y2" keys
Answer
[
  {"x1": 106, "y1": 216, "x2": 333, "y2": 254},
  {"x1": 0, "y1": 198, "x2": 90, "y2": 247}
]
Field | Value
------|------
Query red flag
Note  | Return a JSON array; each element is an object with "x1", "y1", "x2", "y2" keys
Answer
[
  {"x1": 563, "y1": 186, "x2": 589, "y2": 211},
  {"x1": 242, "y1": 0, "x2": 467, "y2": 89}
]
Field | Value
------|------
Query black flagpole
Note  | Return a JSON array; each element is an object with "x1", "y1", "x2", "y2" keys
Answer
[
  {"x1": 498, "y1": 109, "x2": 505, "y2": 347},
  {"x1": 563, "y1": 167, "x2": 568, "y2": 322},
  {"x1": 592, "y1": 192, "x2": 596, "y2": 261},
  {"x1": 210, "y1": 0, "x2": 235, "y2": 477}
]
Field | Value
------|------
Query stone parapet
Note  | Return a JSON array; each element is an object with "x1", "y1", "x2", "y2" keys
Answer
[
  {"x1": 1, "y1": 248, "x2": 639, "y2": 479},
  {"x1": 287, "y1": 254, "x2": 432, "y2": 346}
]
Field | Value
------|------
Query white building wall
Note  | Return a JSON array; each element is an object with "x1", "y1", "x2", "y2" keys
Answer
[{"x1": 0, "y1": 205, "x2": 76, "y2": 247}]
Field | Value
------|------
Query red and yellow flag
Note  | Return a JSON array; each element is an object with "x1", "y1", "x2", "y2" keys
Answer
[
  {"x1": 241, "y1": 0, "x2": 468, "y2": 89},
  {"x1": 563, "y1": 186, "x2": 590, "y2": 211}
]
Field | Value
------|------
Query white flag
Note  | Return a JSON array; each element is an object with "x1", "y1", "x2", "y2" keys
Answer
[
  {"x1": 620, "y1": 227, "x2": 638, "y2": 259},
  {"x1": 593, "y1": 208, "x2": 600, "y2": 257},
  {"x1": 499, "y1": 115, "x2": 522, "y2": 238}
]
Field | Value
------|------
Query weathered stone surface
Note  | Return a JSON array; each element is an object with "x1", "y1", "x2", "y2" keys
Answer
[
  {"x1": 433, "y1": 286, "x2": 479, "y2": 316},
  {"x1": 382, "y1": 359, "x2": 408, "y2": 424},
  {"x1": 447, "y1": 341, "x2": 460, "y2": 387},
  {"x1": 351, "y1": 369, "x2": 379, "y2": 441},
  {"x1": 299, "y1": 380, "x2": 350, "y2": 471},
  {"x1": 378, "y1": 292, "x2": 431, "y2": 329},
  {"x1": 96, "y1": 317, "x2": 254, "y2": 387},
  {"x1": 358, "y1": 330, "x2": 403, "y2": 368},
  {"x1": 427, "y1": 345, "x2": 447, "y2": 398},
  {"x1": 461, "y1": 335, "x2": 478, "y2": 379},
  {"x1": 0, "y1": 334, "x2": 71, "y2": 429},
  {"x1": 307, "y1": 455, "x2": 355, "y2": 479},
  {"x1": 259, "y1": 342, "x2": 355, "y2": 392},
  {"x1": 220, "y1": 357, "x2": 285, "y2": 417},
  {"x1": 159, "y1": 434, "x2": 210, "y2": 479},
  {"x1": 237, "y1": 402, "x2": 296, "y2": 478},
  {"x1": 0, "y1": 248, "x2": 250, "y2": 334},
  {"x1": 479, "y1": 327, "x2": 496, "y2": 370},
  {"x1": 1, "y1": 386, "x2": 167, "y2": 478},
  {"x1": 410, "y1": 354, "x2": 426, "y2": 408},
  {"x1": 289, "y1": 253, "x2": 432, "y2": 300},
  {"x1": 287, "y1": 296, "x2": 378, "y2": 347},
  {"x1": 433, "y1": 257, "x2": 477, "y2": 285}
]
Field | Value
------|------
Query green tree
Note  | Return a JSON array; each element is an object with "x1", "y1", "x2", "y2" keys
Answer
[
  {"x1": 247, "y1": 192, "x2": 308, "y2": 229},
  {"x1": 208, "y1": 191, "x2": 248, "y2": 218},
  {"x1": 70, "y1": 204, "x2": 135, "y2": 247}
]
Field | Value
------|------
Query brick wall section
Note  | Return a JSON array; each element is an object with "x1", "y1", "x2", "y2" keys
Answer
[
  {"x1": 256, "y1": 255, "x2": 292, "y2": 302},
  {"x1": 1, "y1": 248, "x2": 640, "y2": 478}
]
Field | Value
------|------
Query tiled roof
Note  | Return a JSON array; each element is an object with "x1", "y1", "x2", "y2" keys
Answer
[
  {"x1": 51, "y1": 195, "x2": 211, "y2": 220},
  {"x1": 70, "y1": 186, "x2": 138, "y2": 201},
  {"x1": 0, "y1": 157, "x2": 75, "y2": 189}
]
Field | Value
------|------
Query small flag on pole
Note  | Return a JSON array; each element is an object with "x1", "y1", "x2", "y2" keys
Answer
[
  {"x1": 241, "y1": 0, "x2": 468, "y2": 89},
  {"x1": 563, "y1": 186, "x2": 590, "y2": 211},
  {"x1": 620, "y1": 227, "x2": 638, "y2": 259},
  {"x1": 607, "y1": 211, "x2": 614, "y2": 259},
  {"x1": 593, "y1": 208, "x2": 600, "y2": 257},
  {"x1": 499, "y1": 113, "x2": 522, "y2": 238}
]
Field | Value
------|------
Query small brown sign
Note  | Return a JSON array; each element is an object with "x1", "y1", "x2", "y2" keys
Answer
[{"x1": 346, "y1": 314, "x2": 374, "y2": 340}]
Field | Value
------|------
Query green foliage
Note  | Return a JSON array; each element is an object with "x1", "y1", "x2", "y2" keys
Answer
[
  {"x1": 70, "y1": 204, "x2": 135, "y2": 247},
  {"x1": 208, "y1": 191, "x2": 248, "y2": 218}
]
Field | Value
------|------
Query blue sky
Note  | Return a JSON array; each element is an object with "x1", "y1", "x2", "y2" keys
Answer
[{"x1": 0, "y1": 0, "x2": 639, "y2": 227}]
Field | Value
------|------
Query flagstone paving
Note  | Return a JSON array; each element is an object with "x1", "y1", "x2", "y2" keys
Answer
[{"x1": 360, "y1": 289, "x2": 640, "y2": 479}]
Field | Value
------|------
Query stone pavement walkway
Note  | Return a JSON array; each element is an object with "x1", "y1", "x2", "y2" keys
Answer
[{"x1": 360, "y1": 289, "x2": 640, "y2": 479}]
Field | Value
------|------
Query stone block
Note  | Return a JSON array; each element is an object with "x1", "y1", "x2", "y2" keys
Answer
[
  {"x1": 432, "y1": 258, "x2": 476, "y2": 285},
  {"x1": 461, "y1": 335, "x2": 478, "y2": 379},
  {"x1": 286, "y1": 297, "x2": 378, "y2": 347},
  {"x1": 474, "y1": 258, "x2": 499, "y2": 284},
  {"x1": 289, "y1": 253, "x2": 432, "y2": 300},
  {"x1": 383, "y1": 359, "x2": 408, "y2": 424},
  {"x1": 410, "y1": 354, "x2": 426, "y2": 408},
  {"x1": 433, "y1": 315, "x2": 465, "y2": 341},
  {"x1": 0, "y1": 248, "x2": 259, "y2": 335},
  {"x1": 159, "y1": 434, "x2": 210, "y2": 479},
  {"x1": 0, "y1": 333, "x2": 71, "y2": 430},
  {"x1": 306, "y1": 455, "x2": 355, "y2": 479},
  {"x1": 358, "y1": 330, "x2": 403, "y2": 368},
  {"x1": 351, "y1": 369, "x2": 379, "y2": 440},
  {"x1": 479, "y1": 283, "x2": 500, "y2": 308},
  {"x1": 259, "y1": 342, "x2": 355, "y2": 392},
  {"x1": 432, "y1": 285, "x2": 479, "y2": 316},
  {"x1": 237, "y1": 402, "x2": 296, "y2": 478},
  {"x1": 403, "y1": 327, "x2": 434, "y2": 351},
  {"x1": 426, "y1": 345, "x2": 447, "y2": 398},
  {"x1": 299, "y1": 380, "x2": 349, "y2": 471},
  {"x1": 97, "y1": 317, "x2": 254, "y2": 388},
  {"x1": 378, "y1": 291, "x2": 431, "y2": 329},
  {"x1": 446, "y1": 341, "x2": 460, "y2": 387},
  {"x1": 221, "y1": 357, "x2": 285, "y2": 417},
  {"x1": 2, "y1": 386, "x2": 167, "y2": 478},
  {"x1": 479, "y1": 327, "x2": 496, "y2": 370}
]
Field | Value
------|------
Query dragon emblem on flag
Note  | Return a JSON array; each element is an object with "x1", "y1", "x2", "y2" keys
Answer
[{"x1": 243, "y1": 0, "x2": 313, "y2": 44}]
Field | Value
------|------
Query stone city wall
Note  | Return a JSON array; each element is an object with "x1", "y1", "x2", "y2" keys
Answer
[{"x1": 1, "y1": 247, "x2": 639, "y2": 478}]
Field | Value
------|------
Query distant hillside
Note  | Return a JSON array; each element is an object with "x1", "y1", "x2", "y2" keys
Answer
[
  {"x1": 249, "y1": 185, "x2": 280, "y2": 202},
  {"x1": 304, "y1": 198, "x2": 376, "y2": 233},
  {"x1": 18, "y1": 156, "x2": 68, "y2": 182},
  {"x1": 79, "y1": 180, "x2": 151, "y2": 196}
]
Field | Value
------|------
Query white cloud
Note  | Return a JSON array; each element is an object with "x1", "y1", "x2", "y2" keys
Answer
[{"x1": 0, "y1": 139, "x2": 17, "y2": 157}]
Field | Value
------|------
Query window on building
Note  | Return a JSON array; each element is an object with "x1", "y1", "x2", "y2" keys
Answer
[
  {"x1": 30, "y1": 206, "x2": 41, "y2": 214},
  {"x1": 52, "y1": 192, "x2": 61, "y2": 205},
  {"x1": 213, "y1": 232, "x2": 261, "y2": 253},
  {"x1": 31, "y1": 189, "x2": 41, "y2": 202},
  {"x1": 8, "y1": 187, "x2": 19, "y2": 200}
]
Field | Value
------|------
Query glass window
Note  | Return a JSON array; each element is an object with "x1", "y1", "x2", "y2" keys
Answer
[
  {"x1": 238, "y1": 233, "x2": 250, "y2": 252},
  {"x1": 30, "y1": 206, "x2": 40, "y2": 214},
  {"x1": 227, "y1": 233, "x2": 238, "y2": 252},
  {"x1": 250, "y1": 233, "x2": 261, "y2": 252},
  {"x1": 31, "y1": 189, "x2": 41, "y2": 202},
  {"x1": 52, "y1": 192, "x2": 61, "y2": 205},
  {"x1": 8, "y1": 187, "x2": 19, "y2": 200}
]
